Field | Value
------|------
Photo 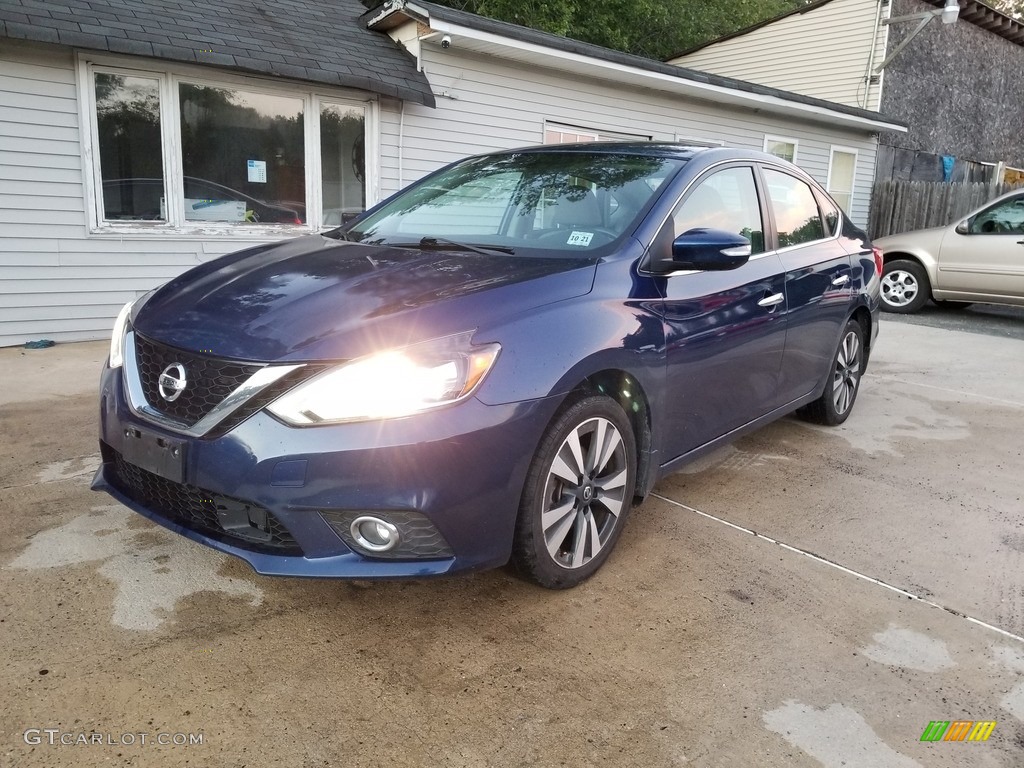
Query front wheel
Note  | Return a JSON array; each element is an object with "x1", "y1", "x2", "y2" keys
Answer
[
  {"x1": 512, "y1": 394, "x2": 637, "y2": 589},
  {"x1": 797, "y1": 319, "x2": 865, "y2": 426},
  {"x1": 880, "y1": 259, "x2": 931, "y2": 313}
]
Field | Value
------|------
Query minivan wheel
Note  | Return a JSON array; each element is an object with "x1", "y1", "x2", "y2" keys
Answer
[
  {"x1": 880, "y1": 259, "x2": 930, "y2": 313},
  {"x1": 797, "y1": 319, "x2": 865, "y2": 427},
  {"x1": 512, "y1": 394, "x2": 636, "y2": 589}
]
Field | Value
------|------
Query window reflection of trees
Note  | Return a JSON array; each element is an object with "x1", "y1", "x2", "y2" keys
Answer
[
  {"x1": 95, "y1": 74, "x2": 163, "y2": 182},
  {"x1": 178, "y1": 85, "x2": 306, "y2": 215},
  {"x1": 350, "y1": 153, "x2": 679, "y2": 250}
]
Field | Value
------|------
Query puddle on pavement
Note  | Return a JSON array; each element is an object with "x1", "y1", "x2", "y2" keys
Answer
[
  {"x1": 860, "y1": 624, "x2": 956, "y2": 673},
  {"x1": 796, "y1": 386, "x2": 969, "y2": 457},
  {"x1": 763, "y1": 701, "x2": 920, "y2": 768},
  {"x1": 34, "y1": 454, "x2": 101, "y2": 484},
  {"x1": 7, "y1": 504, "x2": 263, "y2": 631}
]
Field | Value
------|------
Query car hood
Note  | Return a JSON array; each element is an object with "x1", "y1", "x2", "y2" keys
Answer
[{"x1": 132, "y1": 235, "x2": 596, "y2": 362}]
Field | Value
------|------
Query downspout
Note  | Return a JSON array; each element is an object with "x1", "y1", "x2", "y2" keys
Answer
[
  {"x1": 862, "y1": 0, "x2": 885, "y2": 109},
  {"x1": 398, "y1": 100, "x2": 406, "y2": 188}
]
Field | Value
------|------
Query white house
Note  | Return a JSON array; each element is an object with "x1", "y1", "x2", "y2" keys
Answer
[
  {"x1": 670, "y1": 0, "x2": 1024, "y2": 184},
  {"x1": 0, "y1": 0, "x2": 905, "y2": 346}
]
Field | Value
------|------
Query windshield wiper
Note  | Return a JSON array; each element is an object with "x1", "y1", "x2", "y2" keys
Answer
[{"x1": 400, "y1": 236, "x2": 516, "y2": 256}]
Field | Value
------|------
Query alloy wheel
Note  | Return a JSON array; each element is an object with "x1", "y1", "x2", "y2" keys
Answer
[
  {"x1": 541, "y1": 416, "x2": 628, "y2": 569},
  {"x1": 832, "y1": 330, "x2": 861, "y2": 415}
]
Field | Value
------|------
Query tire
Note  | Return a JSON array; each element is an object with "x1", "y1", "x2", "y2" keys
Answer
[
  {"x1": 512, "y1": 394, "x2": 637, "y2": 589},
  {"x1": 934, "y1": 300, "x2": 973, "y2": 310},
  {"x1": 880, "y1": 259, "x2": 931, "y2": 313},
  {"x1": 797, "y1": 319, "x2": 865, "y2": 427}
]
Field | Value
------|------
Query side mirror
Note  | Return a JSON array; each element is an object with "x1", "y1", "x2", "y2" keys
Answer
[
  {"x1": 955, "y1": 220, "x2": 970, "y2": 235},
  {"x1": 670, "y1": 228, "x2": 752, "y2": 271}
]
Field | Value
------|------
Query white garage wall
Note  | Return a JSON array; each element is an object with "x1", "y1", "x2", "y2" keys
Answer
[{"x1": 380, "y1": 43, "x2": 878, "y2": 228}]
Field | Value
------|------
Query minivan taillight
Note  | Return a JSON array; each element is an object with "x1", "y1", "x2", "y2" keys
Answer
[{"x1": 872, "y1": 247, "x2": 883, "y2": 277}]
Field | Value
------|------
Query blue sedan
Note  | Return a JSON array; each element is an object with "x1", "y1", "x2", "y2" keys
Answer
[{"x1": 93, "y1": 143, "x2": 880, "y2": 588}]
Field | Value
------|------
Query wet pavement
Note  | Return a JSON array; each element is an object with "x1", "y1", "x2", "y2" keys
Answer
[{"x1": 1, "y1": 309, "x2": 1022, "y2": 767}]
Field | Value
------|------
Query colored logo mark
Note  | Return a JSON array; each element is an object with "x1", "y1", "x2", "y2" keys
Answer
[{"x1": 920, "y1": 720, "x2": 996, "y2": 742}]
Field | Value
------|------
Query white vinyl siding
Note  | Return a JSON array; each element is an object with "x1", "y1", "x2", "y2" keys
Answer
[
  {"x1": 380, "y1": 45, "x2": 877, "y2": 226},
  {"x1": 0, "y1": 42, "x2": 393, "y2": 347},
  {"x1": 670, "y1": 0, "x2": 890, "y2": 112}
]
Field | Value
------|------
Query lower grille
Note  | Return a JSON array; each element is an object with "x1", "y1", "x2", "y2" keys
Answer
[{"x1": 107, "y1": 447, "x2": 302, "y2": 555}]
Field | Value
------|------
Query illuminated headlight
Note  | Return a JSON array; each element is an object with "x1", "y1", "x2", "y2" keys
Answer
[
  {"x1": 108, "y1": 300, "x2": 135, "y2": 369},
  {"x1": 267, "y1": 331, "x2": 501, "y2": 425}
]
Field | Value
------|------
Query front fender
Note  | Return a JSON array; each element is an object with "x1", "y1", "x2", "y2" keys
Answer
[
  {"x1": 875, "y1": 227, "x2": 947, "y2": 283},
  {"x1": 473, "y1": 253, "x2": 665, "y2": 409}
]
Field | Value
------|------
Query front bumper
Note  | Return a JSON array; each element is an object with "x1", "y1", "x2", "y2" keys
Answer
[{"x1": 93, "y1": 362, "x2": 558, "y2": 578}]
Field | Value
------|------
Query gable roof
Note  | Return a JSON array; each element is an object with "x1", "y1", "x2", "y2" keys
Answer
[
  {"x1": 0, "y1": 0, "x2": 435, "y2": 106},
  {"x1": 673, "y1": 0, "x2": 1024, "y2": 59},
  {"x1": 367, "y1": 0, "x2": 906, "y2": 133}
]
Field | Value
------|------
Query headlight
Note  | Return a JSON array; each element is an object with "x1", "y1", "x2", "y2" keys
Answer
[
  {"x1": 108, "y1": 300, "x2": 134, "y2": 369},
  {"x1": 266, "y1": 332, "x2": 501, "y2": 425}
]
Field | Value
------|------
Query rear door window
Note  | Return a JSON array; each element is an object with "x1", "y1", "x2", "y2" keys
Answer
[{"x1": 762, "y1": 168, "x2": 826, "y2": 248}]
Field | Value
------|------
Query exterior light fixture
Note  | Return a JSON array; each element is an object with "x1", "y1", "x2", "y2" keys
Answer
[{"x1": 874, "y1": 1, "x2": 960, "y2": 73}]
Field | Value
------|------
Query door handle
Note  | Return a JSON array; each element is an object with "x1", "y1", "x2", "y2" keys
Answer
[
  {"x1": 831, "y1": 274, "x2": 850, "y2": 287},
  {"x1": 758, "y1": 292, "x2": 785, "y2": 308}
]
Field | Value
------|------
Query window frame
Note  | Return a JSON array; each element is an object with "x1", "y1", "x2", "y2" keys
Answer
[
  {"x1": 826, "y1": 145, "x2": 858, "y2": 215},
  {"x1": 543, "y1": 121, "x2": 651, "y2": 144},
  {"x1": 763, "y1": 134, "x2": 799, "y2": 164},
  {"x1": 76, "y1": 53, "x2": 378, "y2": 238},
  {"x1": 757, "y1": 164, "x2": 834, "y2": 252},
  {"x1": 674, "y1": 134, "x2": 725, "y2": 147}
]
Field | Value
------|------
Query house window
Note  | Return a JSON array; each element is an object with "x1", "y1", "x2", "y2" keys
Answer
[
  {"x1": 82, "y1": 61, "x2": 372, "y2": 233},
  {"x1": 675, "y1": 135, "x2": 725, "y2": 147},
  {"x1": 320, "y1": 102, "x2": 367, "y2": 227},
  {"x1": 544, "y1": 122, "x2": 650, "y2": 144},
  {"x1": 827, "y1": 147, "x2": 858, "y2": 214},
  {"x1": 179, "y1": 84, "x2": 306, "y2": 224},
  {"x1": 763, "y1": 135, "x2": 798, "y2": 164},
  {"x1": 545, "y1": 126, "x2": 599, "y2": 144},
  {"x1": 95, "y1": 74, "x2": 166, "y2": 221}
]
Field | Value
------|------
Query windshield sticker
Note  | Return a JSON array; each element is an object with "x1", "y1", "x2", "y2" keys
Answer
[{"x1": 567, "y1": 231, "x2": 594, "y2": 247}]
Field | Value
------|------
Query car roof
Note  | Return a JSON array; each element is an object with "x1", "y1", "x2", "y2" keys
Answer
[{"x1": 475, "y1": 142, "x2": 790, "y2": 166}]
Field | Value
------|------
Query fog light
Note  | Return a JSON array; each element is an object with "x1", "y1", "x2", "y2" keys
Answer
[{"x1": 350, "y1": 516, "x2": 400, "y2": 553}]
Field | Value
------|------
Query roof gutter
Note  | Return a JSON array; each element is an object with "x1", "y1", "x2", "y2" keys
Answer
[{"x1": 370, "y1": 1, "x2": 906, "y2": 134}]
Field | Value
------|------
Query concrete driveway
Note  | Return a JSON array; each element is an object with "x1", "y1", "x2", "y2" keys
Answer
[{"x1": 2, "y1": 314, "x2": 1023, "y2": 767}]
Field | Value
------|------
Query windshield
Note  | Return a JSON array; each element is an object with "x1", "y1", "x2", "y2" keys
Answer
[{"x1": 343, "y1": 152, "x2": 685, "y2": 254}]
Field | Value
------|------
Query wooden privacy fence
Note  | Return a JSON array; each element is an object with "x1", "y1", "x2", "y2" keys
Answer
[{"x1": 868, "y1": 180, "x2": 1024, "y2": 239}]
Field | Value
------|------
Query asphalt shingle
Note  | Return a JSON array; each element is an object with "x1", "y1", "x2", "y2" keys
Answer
[{"x1": 0, "y1": 0, "x2": 434, "y2": 106}]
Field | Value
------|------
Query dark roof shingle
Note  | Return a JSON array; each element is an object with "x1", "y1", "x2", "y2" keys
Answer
[{"x1": 0, "y1": 0, "x2": 435, "y2": 105}]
